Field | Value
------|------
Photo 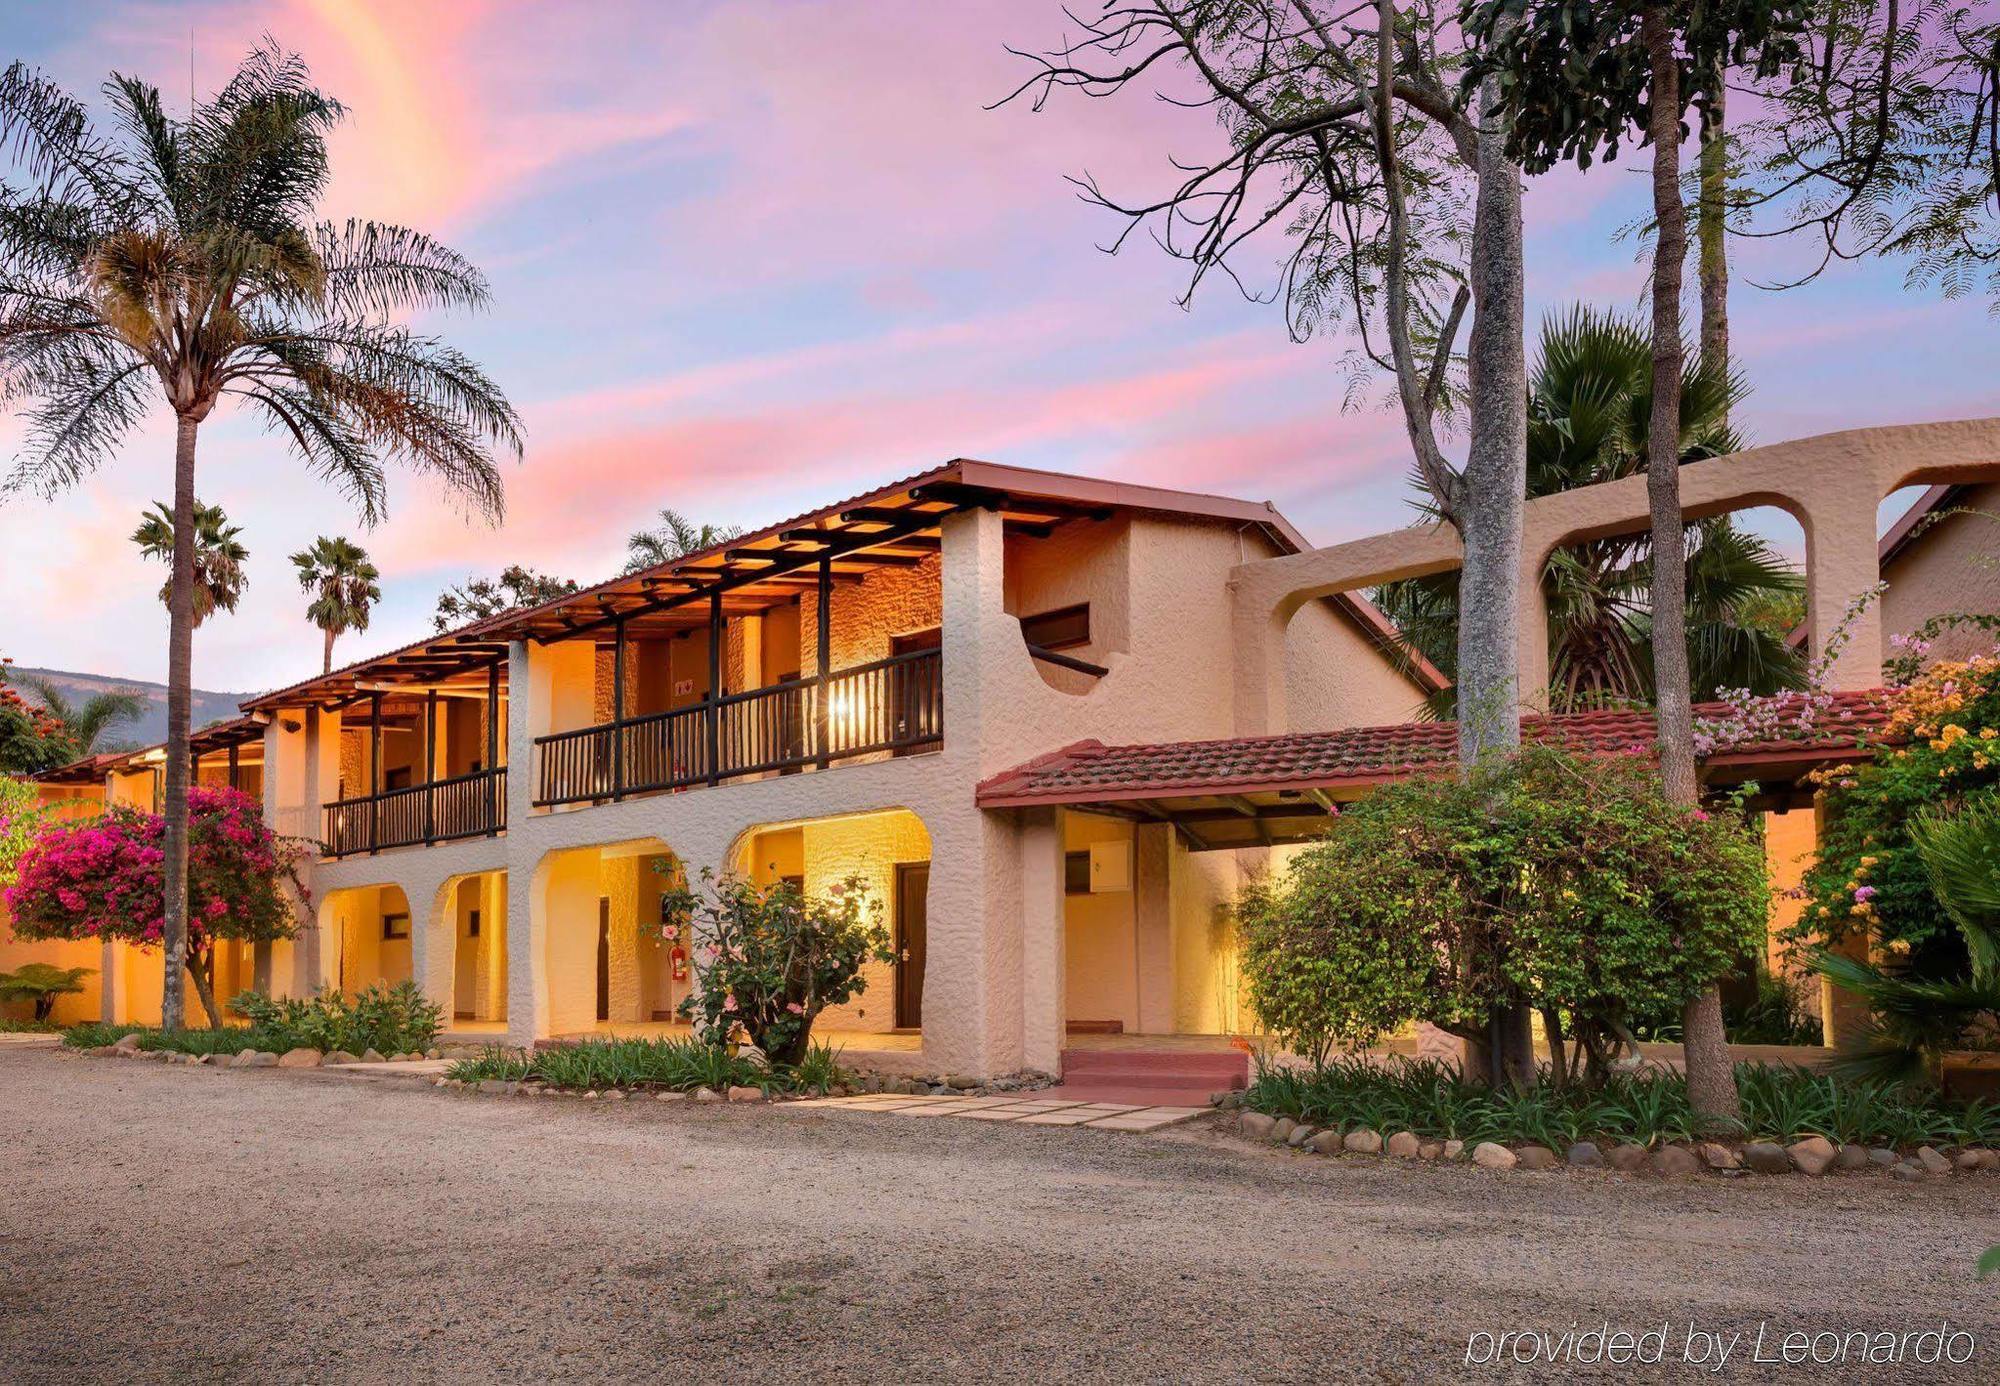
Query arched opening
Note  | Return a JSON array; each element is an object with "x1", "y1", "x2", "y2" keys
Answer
[
  {"x1": 536, "y1": 838, "x2": 684, "y2": 1039},
  {"x1": 318, "y1": 884, "x2": 414, "y2": 995},
  {"x1": 1003, "y1": 511, "x2": 1128, "y2": 694},
  {"x1": 731, "y1": 807, "x2": 932, "y2": 1041},
  {"x1": 440, "y1": 870, "x2": 508, "y2": 1034}
]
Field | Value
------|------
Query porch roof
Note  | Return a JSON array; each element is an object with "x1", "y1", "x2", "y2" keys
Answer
[
  {"x1": 33, "y1": 714, "x2": 271, "y2": 784},
  {"x1": 239, "y1": 458, "x2": 1441, "y2": 714},
  {"x1": 975, "y1": 690, "x2": 1891, "y2": 849}
]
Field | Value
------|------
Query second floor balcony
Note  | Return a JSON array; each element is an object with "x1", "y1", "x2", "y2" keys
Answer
[
  {"x1": 533, "y1": 645, "x2": 942, "y2": 807},
  {"x1": 324, "y1": 766, "x2": 509, "y2": 857}
]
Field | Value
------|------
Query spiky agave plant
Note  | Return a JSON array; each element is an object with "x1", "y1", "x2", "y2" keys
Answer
[{"x1": 0, "y1": 44, "x2": 522, "y2": 1027}]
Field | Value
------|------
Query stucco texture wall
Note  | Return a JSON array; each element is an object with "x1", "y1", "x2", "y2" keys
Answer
[
  {"x1": 1882, "y1": 482, "x2": 2000, "y2": 665},
  {"x1": 0, "y1": 907, "x2": 101, "y2": 1025}
]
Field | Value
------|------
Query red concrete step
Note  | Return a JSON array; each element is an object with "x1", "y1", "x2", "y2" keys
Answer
[
  {"x1": 1059, "y1": 1047, "x2": 1249, "y2": 1091},
  {"x1": 1041, "y1": 1082, "x2": 1222, "y2": 1108}
]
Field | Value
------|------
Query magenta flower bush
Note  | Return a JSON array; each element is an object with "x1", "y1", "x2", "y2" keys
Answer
[{"x1": 6, "y1": 787, "x2": 309, "y2": 1026}]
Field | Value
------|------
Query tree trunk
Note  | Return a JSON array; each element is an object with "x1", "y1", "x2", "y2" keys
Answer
[
  {"x1": 1643, "y1": 5, "x2": 1741, "y2": 1127},
  {"x1": 322, "y1": 625, "x2": 336, "y2": 676},
  {"x1": 187, "y1": 943, "x2": 222, "y2": 1029},
  {"x1": 159, "y1": 413, "x2": 201, "y2": 1033},
  {"x1": 1464, "y1": 40, "x2": 1533, "y2": 1090},
  {"x1": 1696, "y1": 69, "x2": 1729, "y2": 371},
  {"x1": 1455, "y1": 36, "x2": 1529, "y2": 768}
]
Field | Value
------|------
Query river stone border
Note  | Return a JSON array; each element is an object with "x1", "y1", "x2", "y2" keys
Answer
[{"x1": 1232, "y1": 1110, "x2": 1999, "y2": 1182}]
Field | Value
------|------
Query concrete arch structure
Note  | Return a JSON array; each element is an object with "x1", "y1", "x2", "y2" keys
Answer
[{"x1": 1229, "y1": 419, "x2": 2000, "y2": 733}]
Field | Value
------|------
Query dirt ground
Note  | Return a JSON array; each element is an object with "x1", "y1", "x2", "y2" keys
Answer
[{"x1": 2, "y1": 1045, "x2": 1994, "y2": 1383}]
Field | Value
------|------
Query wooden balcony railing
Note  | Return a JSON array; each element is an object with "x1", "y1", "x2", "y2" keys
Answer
[
  {"x1": 322, "y1": 767, "x2": 508, "y2": 859},
  {"x1": 534, "y1": 646, "x2": 943, "y2": 808}
]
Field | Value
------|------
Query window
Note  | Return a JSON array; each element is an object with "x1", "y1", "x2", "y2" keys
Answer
[
  {"x1": 382, "y1": 912, "x2": 410, "y2": 941},
  {"x1": 467, "y1": 910, "x2": 480, "y2": 939},
  {"x1": 1064, "y1": 850, "x2": 1092, "y2": 895},
  {"x1": 384, "y1": 766, "x2": 413, "y2": 792},
  {"x1": 1021, "y1": 603, "x2": 1089, "y2": 651}
]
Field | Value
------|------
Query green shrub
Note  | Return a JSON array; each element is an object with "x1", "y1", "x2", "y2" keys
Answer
[
  {"x1": 1726, "y1": 968, "x2": 1823, "y2": 1046},
  {"x1": 443, "y1": 1035, "x2": 852, "y2": 1095},
  {"x1": 1244, "y1": 1056, "x2": 2000, "y2": 1148},
  {"x1": 1236, "y1": 746, "x2": 1767, "y2": 1079},
  {"x1": 663, "y1": 867, "x2": 893, "y2": 1066},
  {"x1": 231, "y1": 982, "x2": 442, "y2": 1056},
  {"x1": 60, "y1": 1022, "x2": 145, "y2": 1048}
]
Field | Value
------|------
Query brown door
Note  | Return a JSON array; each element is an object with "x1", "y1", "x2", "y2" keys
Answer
[
  {"x1": 894, "y1": 862, "x2": 929, "y2": 1029},
  {"x1": 596, "y1": 898, "x2": 611, "y2": 1023}
]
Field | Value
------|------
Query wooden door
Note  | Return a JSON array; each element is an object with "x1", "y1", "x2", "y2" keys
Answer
[
  {"x1": 595, "y1": 897, "x2": 610, "y2": 1023},
  {"x1": 894, "y1": 862, "x2": 929, "y2": 1030}
]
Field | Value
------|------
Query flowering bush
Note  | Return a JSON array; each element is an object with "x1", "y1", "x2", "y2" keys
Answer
[
  {"x1": 1791, "y1": 653, "x2": 2000, "y2": 974},
  {"x1": 0, "y1": 655, "x2": 72, "y2": 775},
  {"x1": 6, "y1": 786, "x2": 309, "y2": 1026},
  {"x1": 0, "y1": 776, "x2": 46, "y2": 888},
  {"x1": 659, "y1": 866, "x2": 893, "y2": 1066},
  {"x1": 1236, "y1": 746, "x2": 1767, "y2": 1084}
]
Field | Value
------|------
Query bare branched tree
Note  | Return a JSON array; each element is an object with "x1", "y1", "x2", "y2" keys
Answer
[
  {"x1": 1734, "y1": 0, "x2": 2000, "y2": 309},
  {"x1": 1002, "y1": 0, "x2": 1532, "y2": 1084},
  {"x1": 1001, "y1": 0, "x2": 1525, "y2": 749}
]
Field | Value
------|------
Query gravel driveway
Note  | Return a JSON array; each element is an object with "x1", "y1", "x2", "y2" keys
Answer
[{"x1": 3, "y1": 1045, "x2": 1994, "y2": 1383}]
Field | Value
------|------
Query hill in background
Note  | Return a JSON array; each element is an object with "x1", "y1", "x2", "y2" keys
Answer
[{"x1": 10, "y1": 667, "x2": 251, "y2": 752}]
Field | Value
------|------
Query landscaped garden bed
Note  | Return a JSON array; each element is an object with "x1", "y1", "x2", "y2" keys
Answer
[
  {"x1": 1231, "y1": 1056, "x2": 2000, "y2": 1181},
  {"x1": 60, "y1": 981, "x2": 446, "y2": 1066}
]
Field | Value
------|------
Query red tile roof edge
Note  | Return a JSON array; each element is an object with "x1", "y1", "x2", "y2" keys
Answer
[{"x1": 975, "y1": 690, "x2": 1890, "y2": 808}]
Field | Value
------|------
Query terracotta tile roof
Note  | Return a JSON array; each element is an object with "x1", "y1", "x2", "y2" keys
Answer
[{"x1": 975, "y1": 689, "x2": 1892, "y2": 807}]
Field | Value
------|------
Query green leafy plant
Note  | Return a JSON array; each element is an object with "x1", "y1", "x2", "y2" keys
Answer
[
  {"x1": 442, "y1": 1035, "x2": 852, "y2": 1095},
  {"x1": 0, "y1": 962, "x2": 94, "y2": 1022},
  {"x1": 661, "y1": 867, "x2": 893, "y2": 1067},
  {"x1": 1236, "y1": 746, "x2": 1766, "y2": 1085},
  {"x1": 59, "y1": 1021, "x2": 145, "y2": 1048},
  {"x1": 1243, "y1": 1057, "x2": 1997, "y2": 1149},
  {"x1": 231, "y1": 982, "x2": 442, "y2": 1056},
  {"x1": 1814, "y1": 795, "x2": 2000, "y2": 1085}
]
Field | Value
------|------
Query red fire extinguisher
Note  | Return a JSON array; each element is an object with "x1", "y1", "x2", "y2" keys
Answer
[{"x1": 671, "y1": 942, "x2": 688, "y2": 982}]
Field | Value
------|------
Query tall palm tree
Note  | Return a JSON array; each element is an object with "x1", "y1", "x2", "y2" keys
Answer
[
  {"x1": 17, "y1": 677, "x2": 146, "y2": 755},
  {"x1": 133, "y1": 499, "x2": 248, "y2": 627},
  {"x1": 292, "y1": 535, "x2": 381, "y2": 674},
  {"x1": 1378, "y1": 307, "x2": 1805, "y2": 718},
  {"x1": 624, "y1": 509, "x2": 741, "y2": 573},
  {"x1": 0, "y1": 46, "x2": 521, "y2": 1030}
]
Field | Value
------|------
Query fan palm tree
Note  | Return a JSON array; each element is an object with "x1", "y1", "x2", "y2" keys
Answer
[
  {"x1": 292, "y1": 535, "x2": 381, "y2": 674},
  {"x1": 624, "y1": 509, "x2": 742, "y2": 573},
  {"x1": 1378, "y1": 307, "x2": 1806, "y2": 718},
  {"x1": 17, "y1": 677, "x2": 146, "y2": 755},
  {"x1": 0, "y1": 45, "x2": 521, "y2": 1029},
  {"x1": 133, "y1": 499, "x2": 248, "y2": 627}
]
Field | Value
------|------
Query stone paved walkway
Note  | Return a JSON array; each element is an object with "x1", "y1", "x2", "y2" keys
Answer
[{"x1": 784, "y1": 1092, "x2": 1208, "y2": 1132}]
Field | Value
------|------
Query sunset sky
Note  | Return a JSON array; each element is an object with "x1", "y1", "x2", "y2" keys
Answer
[{"x1": 2, "y1": 0, "x2": 1995, "y2": 695}]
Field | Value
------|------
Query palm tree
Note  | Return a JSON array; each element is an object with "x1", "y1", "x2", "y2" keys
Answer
[
  {"x1": 0, "y1": 46, "x2": 521, "y2": 1030},
  {"x1": 1378, "y1": 307, "x2": 1805, "y2": 718},
  {"x1": 292, "y1": 535, "x2": 381, "y2": 674},
  {"x1": 624, "y1": 509, "x2": 742, "y2": 573},
  {"x1": 133, "y1": 499, "x2": 248, "y2": 627},
  {"x1": 17, "y1": 677, "x2": 146, "y2": 755}
]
